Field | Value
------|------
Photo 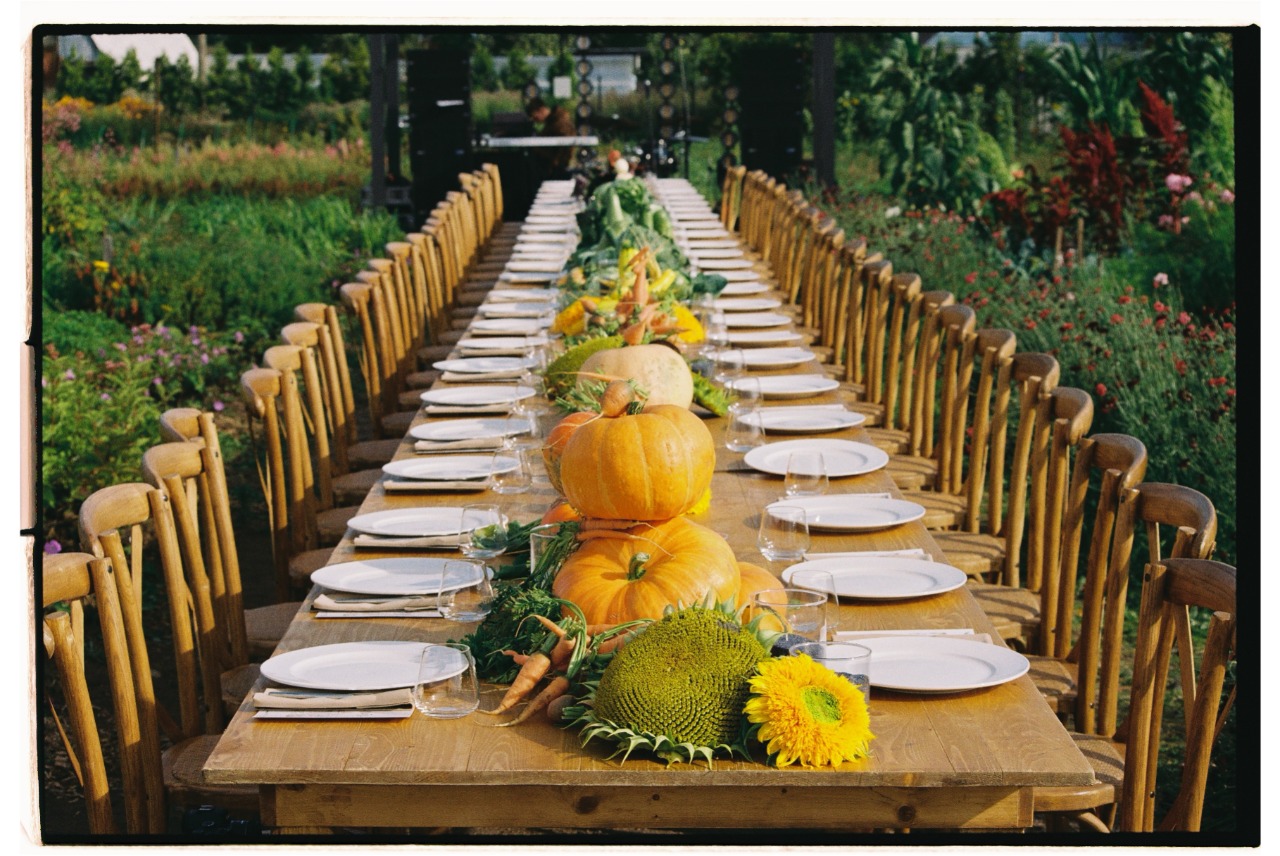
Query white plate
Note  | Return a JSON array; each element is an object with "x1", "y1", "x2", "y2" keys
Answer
[
  {"x1": 432, "y1": 357, "x2": 532, "y2": 374},
  {"x1": 455, "y1": 336, "x2": 548, "y2": 352},
  {"x1": 312, "y1": 557, "x2": 484, "y2": 596},
  {"x1": 717, "y1": 269, "x2": 764, "y2": 282},
  {"x1": 719, "y1": 281, "x2": 771, "y2": 297},
  {"x1": 515, "y1": 234, "x2": 574, "y2": 245},
  {"x1": 852, "y1": 636, "x2": 1030, "y2": 693},
  {"x1": 469, "y1": 318, "x2": 547, "y2": 335},
  {"x1": 383, "y1": 455, "x2": 516, "y2": 481},
  {"x1": 519, "y1": 223, "x2": 576, "y2": 234},
  {"x1": 695, "y1": 257, "x2": 753, "y2": 270},
  {"x1": 679, "y1": 228, "x2": 731, "y2": 239},
  {"x1": 708, "y1": 347, "x2": 815, "y2": 369},
  {"x1": 410, "y1": 417, "x2": 532, "y2": 442},
  {"x1": 746, "y1": 407, "x2": 866, "y2": 433},
  {"x1": 683, "y1": 238, "x2": 740, "y2": 250},
  {"x1": 673, "y1": 214, "x2": 722, "y2": 224},
  {"x1": 688, "y1": 248, "x2": 744, "y2": 260},
  {"x1": 743, "y1": 439, "x2": 889, "y2": 478},
  {"x1": 346, "y1": 507, "x2": 484, "y2": 538},
  {"x1": 767, "y1": 494, "x2": 924, "y2": 531},
  {"x1": 499, "y1": 271, "x2": 560, "y2": 284},
  {"x1": 782, "y1": 557, "x2": 968, "y2": 600},
  {"x1": 261, "y1": 641, "x2": 466, "y2": 692},
  {"x1": 712, "y1": 297, "x2": 783, "y2": 312},
  {"x1": 505, "y1": 261, "x2": 566, "y2": 274},
  {"x1": 486, "y1": 289, "x2": 558, "y2": 302},
  {"x1": 733, "y1": 374, "x2": 840, "y2": 400},
  {"x1": 722, "y1": 312, "x2": 792, "y2": 328},
  {"x1": 724, "y1": 329, "x2": 802, "y2": 345},
  {"x1": 478, "y1": 302, "x2": 555, "y2": 319},
  {"x1": 419, "y1": 385, "x2": 536, "y2": 407}
]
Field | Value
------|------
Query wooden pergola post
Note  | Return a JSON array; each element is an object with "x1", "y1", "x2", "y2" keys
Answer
[{"x1": 812, "y1": 31, "x2": 837, "y2": 189}]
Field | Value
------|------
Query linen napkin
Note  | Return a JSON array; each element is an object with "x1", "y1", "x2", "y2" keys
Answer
[
  {"x1": 312, "y1": 593, "x2": 441, "y2": 618},
  {"x1": 424, "y1": 404, "x2": 512, "y2": 416},
  {"x1": 440, "y1": 370, "x2": 527, "y2": 383},
  {"x1": 352, "y1": 533, "x2": 464, "y2": 550},
  {"x1": 414, "y1": 437, "x2": 505, "y2": 453},
  {"x1": 253, "y1": 686, "x2": 414, "y2": 711},
  {"x1": 382, "y1": 479, "x2": 489, "y2": 493},
  {"x1": 459, "y1": 346, "x2": 529, "y2": 357},
  {"x1": 834, "y1": 628, "x2": 992, "y2": 645},
  {"x1": 802, "y1": 547, "x2": 928, "y2": 560}
]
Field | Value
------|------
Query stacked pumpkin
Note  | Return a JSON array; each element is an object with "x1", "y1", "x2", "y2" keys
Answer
[{"x1": 543, "y1": 380, "x2": 780, "y2": 625}]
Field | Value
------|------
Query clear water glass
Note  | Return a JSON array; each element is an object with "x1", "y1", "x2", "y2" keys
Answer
[
  {"x1": 725, "y1": 403, "x2": 765, "y2": 452},
  {"x1": 713, "y1": 348, "x2": 747, "y2": 389},
  {"x1": 459, "y1": 504, "x2": 507, "y2": 559},
  {"x1": 751, "y1": 587, "x2": 829, "y2": 656},
  {"x1": 756, "y1": 505, "x2": 810, "y2": 563},
  {"x1": 490, "y1": 448, "x2": 531, "y2": 494},
  {"x1": 786, "y1": 567, "x2": 839, "y2": 639},
  {"x1": 413, "y1": 643, "x2": 479, "y2": 719},
  {"x1": 527, "y1": 523, "x2": 561, "y2": 578},
  {"x1": 784, "y1": 450, "x2": 829, "y2": 498},
  {"x1": 789, "y1": 641, "x2": 871, "y2": 703},
  {"x1": 437, "y1": 560, "x2": 495, "y2": 622}
]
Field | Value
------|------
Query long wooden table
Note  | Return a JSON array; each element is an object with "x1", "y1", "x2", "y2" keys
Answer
[{"x1": 204, "y1": 180, "x2": 1094, "y2": 833}]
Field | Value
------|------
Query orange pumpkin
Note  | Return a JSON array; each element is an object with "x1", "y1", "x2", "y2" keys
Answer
[
  {"x1": 542, "y1": 411, "x2": 597, "y2": 495},
  {"x1": 735, "y1": 561, "x2": 781, "y2": 610},
  {"x1": 552, "y1": 517, "x2": 739, "y2": 625},
  {"x1": 558, "y1": 400, "x2": 715, "y2": 522}
]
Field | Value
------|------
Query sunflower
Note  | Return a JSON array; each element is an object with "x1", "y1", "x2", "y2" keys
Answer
[{"x1": 743, "y1": 653, "x2": 874, "y2": 768}]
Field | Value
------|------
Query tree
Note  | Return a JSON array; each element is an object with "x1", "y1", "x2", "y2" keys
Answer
[
  {"x1": 501, "y1": 47, "x2": 536, "y2": 91},
  {"x1": 54, "y1": 50, "x2": 89, "y2": 100},
  {"x1": 154, "y1": 53, "x2": 198, "y2": 115},
  {"x1": 263, "y1": 46, "x2": 298, "y2": 114},
  {"x1": 319, "y1": 35, "x2": 369, "y2": 102},
  {"x1": 293, "y1": 46, "x2": 316, "y2": 106},
  {"x1": 471, "y1": 40, "x2": 499, "y2": 92},
  {"x1": 203, "y1": 43, "x2": 236, "y2": 113},
  {"x1": 116, "y1": 48, "x2": 144, "y2": 95},
  {"x1": 85, "y1": 53, "x2": 119, "y2": 104}
]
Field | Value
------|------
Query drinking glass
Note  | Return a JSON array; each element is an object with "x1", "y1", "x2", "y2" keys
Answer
[
  {"x1": 436, "y1": 560, "x2": 495, "y2": 622},
  {"x1": 784, "y1": 450, "x2": 829, "y2": 498},
  {"x1": 756, "y1": 505, "x2": 810, "y2": 563},
  {"x1": 526, "y1": 523, "x2": 562, "y2": 579},
  {"x1": 490, "y1": 448, "x2": 531, "y2": 494},
  {"x1": 751, "y1": 588, "x2": 829, "y2": 656},
  {"x1": 413, "y1": 643, "x2": 480, "y2": 719},
  {"x1": 730, "y1": 376, "x2": 762, "y2": 410},
  {"x1": 458, "y1": 504, "x2": 507, "y2": 559},
  {"x1": 705, "y1": 312, "x2": 729, "y2": 350},
  {"x1": 713, "y1": 349, "x2": 747, "y2": 389},
  {"x1": 789, "y1": 641, "x2": 871, "y2": 703},
  {"x1": 786, "y1": 567, "x2": 839, "y2": 637},
  {"x1": 725, "y1": 403, "x2": 765, "y2": 453}
]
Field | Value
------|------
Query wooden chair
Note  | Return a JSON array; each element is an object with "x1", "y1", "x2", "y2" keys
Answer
[
  {"x1": 1033, "y1": 557, "x2": 1235, "y2": 832},
  {"x1": 155, "y1": 408, "x2": 300, "y2": 656},
  {"x1": 42, "y1": 552, "x2": 257, "y2": 834},
  {"x1": 338, "y1": 282, "x2": 417, "y2": 441},
  {"x1": 719, "y1": 163, "x2": 747, "y2": 231},
  {"x1": 240, "y1": 367, "x2": 339, "y2": 597}
]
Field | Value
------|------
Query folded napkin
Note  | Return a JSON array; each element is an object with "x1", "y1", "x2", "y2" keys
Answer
[
  {"x1": 440, "y1": 370, "x2": 527, "y2": 383},
  {"x1": 414, "y1": 437, "x2": 505, "y2": 453},
  {"x1": 834, "y1": 628, "x2": 992, "y2": 645},
  {"x1": 424, "y1": 404, "x2": 512, "y2": 416},
  {"x1": 802, "y1": 547, "x2": 928, "y2": 560},
  {"x1": 253, "y1": 687, "x2": 414, "y2": 711},
  {"x1": 759, "y1": 403, "x2": 850, "y2": 413},
  {"x1": 313, "y1": 593, "x2": 440, "y2": 612},
  {"x1": 353, "y1": 533, "x2": 464, "y2": 549},
  {"x1": 382, "y1": 479, "x2": 489, "y2": 493},
  {"x1": 459, "y1": 347, "x2": 528, "y2": 357}
]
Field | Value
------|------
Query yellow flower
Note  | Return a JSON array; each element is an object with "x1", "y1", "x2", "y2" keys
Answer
[
  {"x1": 684, "y1": 486, "x2": 712, "y2": 516},
  {"x1": 744, "y1": 653, "x2": 873, "y2": 768},
  {"x1": 669, "y1": 303, "x2": 705, "y2": 343},
  {"x1": 551, "y1": 298, "x2": 587, "y2": 335},
  {"x1": 92, "y1": 260, "x2": 109, "y2": 272}
]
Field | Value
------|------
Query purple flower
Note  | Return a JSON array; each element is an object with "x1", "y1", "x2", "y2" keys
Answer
[
  {"x1": 213, "y1": 400, "x2": 225, "y2": 412},
  {"x1": 1220, "y1": 189, "x2": 1235, "y2": 203},
  {"x1": 133, "y1": 335, "x2": 144, "y2": 345},
  {"x1": 1164, "y1": 173, "x2": 1193, "y2": 194},
  {"x1": 100, "y1": 392, "x2": 111, "y2": 401},
  {"x1": 234, "y1": 331, "x2": 244, "y2": 343},
  {"x1": 41, "y1": 376, "x2": 47, "y2": 388},
  {"x1": 114, "y1": 342, "x2": 127, "y2": 351},
  {"x1": 43, "y1": 540, "x2": 62, "y2": 555},
  {"x1": 1153, "y1": 272, "x2": 1169, "y2": 288},
  {"x1": 63, "y1": 369, "x2": 75, "y2": 381},
  {"x1": 188, "y1": 325, "x2": 199, "y2": 335},
  {"x1": 191, "y1": 336, "x2": 202, "y2": 347},
  {"x1": 152, "y1": 376, "x2": 163, "y2": 386},
  {"x1": 200, "y1": 352, "x2": 210, "y2": 365}
]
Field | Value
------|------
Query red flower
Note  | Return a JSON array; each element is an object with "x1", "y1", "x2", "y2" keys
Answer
[
  {"x1": 1154, "y1": 301, "x2": 1167, "y2": 313},
  {"x1": 1039, "y1": 308, "x2": 1052, "y2": 319},
  {"x1": 964, "y1": 272, "x2": 978, "y2": 285},
  {"x1": 1060, "y1": 322, "x2": 1074, "y2": 331},
  {"x1": 1177, "y1": 311, "x2": 1191, "y2": 325},
  {"x1": 1024, "y1": 319, "x2": 1038, "y2": 330},
  {"x1": 1175, "y1": 359, "x2": 1187, "y2": 375},
  {"x1": 1095, "y1": 383, "x2": 1108, "y2": 397},
  {"x1": 1208, "y1": 376, "x2": 1227, "y2": 387},
  {"x1": 1227, "y1": 389, "x2": 1236, "y2": 397},
  {"x1": 1155, "y1": 318, "x2": 1167, "y2": 330},
  {"x1": 1110, "y1": 313, "x2": 1124, "y2": 324},
  {"x1": 1118, "y1": 295, "x2": 1132, "y2": 305}
]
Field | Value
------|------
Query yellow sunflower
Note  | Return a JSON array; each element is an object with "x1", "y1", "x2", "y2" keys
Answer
[{"x1": 743, "y1": 653, "x2": 874, "y2": 768}]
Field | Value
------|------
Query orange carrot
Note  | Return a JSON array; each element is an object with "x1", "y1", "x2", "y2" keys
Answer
[
  {"x1": 501, "y1": 649, "x2": 530, "y2": 666},
  {"x1": 594, "y1": 633, "x2": 633, "y2": 656},
  {"x1": 496, "y1": 676, "x2": 571, "y2": 727},
  {"x1": 480, "y1": 651, "x2": 551, "y2": 715},
  {"x1": 549, "y1": 636, "x2": 577, "y2": 671},
  {"x1": 532, "y1": 614, "x2": 567, "y2": 638}
]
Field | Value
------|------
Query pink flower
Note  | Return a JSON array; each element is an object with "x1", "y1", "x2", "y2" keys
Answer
[
  {"x1": 1154, "y1": 301, "x2": 1168, "y2": 313},
  {"x1": 1153, "y1": 272, "x2": 1169, "y2": 288},
  {"x1": 43, "y1": 540, "x2": 62, "y2": 555},
  {"x1": 234, "y1": 331, "x2": 245, "y2": 344},
  {"x1": 1165, "y1": 173, "x2": 1194, "y2": 193},
  {"x1": 213, "y1": 400, "x2": 226, "y2": 412},
  {"x1": 1157, "y1": 214, "x2": 1174, "y2": 229},
  {"x1": 1110, "y1": 313, "x2": 1124, "y2": 324},
  {"x1": 964, "y1": 272, "x2": 977, "y2": 285},
  {"x1": 63, "y1": 369, "x2": 75, "y2": 381},
  {"x1": 100, "y1": 392, "x2": 111, "y2": 401},
  {"x1": 1177, "y1": 311, "x2": 1191, "y2": 326},
  {"x1": 1220, "y1": 189, "x2": 1235, "y2": 203}
]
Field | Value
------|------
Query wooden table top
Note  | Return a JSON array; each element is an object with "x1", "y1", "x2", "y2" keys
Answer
[{"x1": 203, "y1": 180, "x2": 1094, "y2": 832}]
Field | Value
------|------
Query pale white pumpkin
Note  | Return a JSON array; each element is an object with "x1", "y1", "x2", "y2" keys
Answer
[{"x1": 577, "y1": 343, "x2": 694, "y2": 409}]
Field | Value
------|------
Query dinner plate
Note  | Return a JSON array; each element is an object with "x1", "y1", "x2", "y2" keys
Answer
[
  {"x1": 383, "y1": 455, "x2": 516, "y2": 481},
  {"x1": 852, "y1": 636, "x2": 1030, "y2": 693},
  {"x1": 719, "y1": 282, "x2": 771, "y2": 297},
  {"x1": 717, "y1": 269, "x2": 764, "y2": 282},
  {"x1": 672, "y1": 214, "x2": 722, "y2": 224},
  {"x1": 419, "y1": 385, "x2": 536, "y2": 407},
  {"x1": 781, "y1": 557, "x2": 968, "y2": 600},
  {"x1": 485, "y1": 289, "x2": 558, "y2": 302},
  {"x1": 682, "y1": 238, "x2": 740, "y2": 250},
  {"x1": 432, "y1": 357, "x2": 532, "y2": 374},
  {"x1": 712, "y1": 297, "x2": 783, "y2": 312},
  {"x1": 743, "y1": 439, "x2": 889, "y2": 478},
  {"x1": 724, "y1": 329, "x2": 802, "y2": 345},
  {"x1": 455, "y1": 336, "x2": 548, "y2": 352},
  {"x1": 505, "y1": 261, "x2": 566, "y2": 274},
  {"x1": 261, "y1": 641, "x2": 466, "y2": 692},
  {"x1": 708, "y1": 347, "x2": 815, "y2": 369},
  {"x1": 519, "y1": 223, "x2": 576, "y2": 234},
  {"x1": 312, "y1": 557, "x2": 484, "y2": 596},
  {"x1": 410, "y1": 417, "x2": 532, "y2": 442},
  {"x1": 766, "y1": 494, "x2": 924, "y2": 531},
  {"x1": 732, "y1": 374, "x2": 840, "y2": 399},
  {"x1": 478, "y1": 302, "x2": 556, "y2": 318},
  {"x1": 515, "y1": 234, "x2": 574, "y2": 245},
  {"x1": 499, "y1": 271, "x2": 560, "y2": 284},
  {"x1": 722, "y1": 311, "x2": 792, "y2": 328},
  {"x1": 689, "y1": 248, "x2": 745, "y2": 260},
  {"x1": 695, "y1": 257, "x2": 754, "y2": 270},
  {"x1": 346, "y1": 507, "x2": 483, "y2": 538},
  {"x1": 745, "y1": 407, "x2": 866, "y2": 433},
  {"x1": 679, "y1": 228, "x2": 731, "y2": 239},
  {"x1": 469, "y1": 318, "x2": 548, "y2": 335}
]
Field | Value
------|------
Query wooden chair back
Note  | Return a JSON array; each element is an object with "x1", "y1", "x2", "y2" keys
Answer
[
  {"x1": 873, "y1": 270, "x2": 922, "y2": 429},
  {"x1": 282, "y1": 321, "x2": 350, "y2": 473},
  {"x1": 339, "y1": 282, "x2": 391, "y2": 438},
  {"x1": 828, "y1": 238, "x2": 869, "y2": 374},
  {"x1": 43, "y1": 551, "x2": 166, "y2": 833},
  {"x1": 948, "y1": 328, "x2": 1018, "y2": 524},
  {"x1": 1118, "y1": 557, "x2": 1235, "y2": 832},
  {"x1": 1024, "y1": 386, "x2": 1094, "y2": 597},
  {"x1": 482, "y1": 162, "x2": 505, "y2": 223},
  {"x1": 719, "y1": 163, "x2": 746, "y2": 231},
  {"x1": 295, "y1": 303, "x2": 359, "y2": 447},
  {"x1": 263, "y1": 343, "x2": 340, "y2": 515}
]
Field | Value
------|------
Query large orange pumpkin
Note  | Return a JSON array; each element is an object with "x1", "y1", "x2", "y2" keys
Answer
[
  {"x1": 735, "y1": 561, "x2": 781, "y2": 610},
  {"x1": 558, "y1": 397, "x2": 715, "y2": 521},
  {"x1": 542, "y1": 411, "x2": 596, "y2": 494},
  {"x1": 552, "y1": 517, "x2": 740, "y2": 624}
]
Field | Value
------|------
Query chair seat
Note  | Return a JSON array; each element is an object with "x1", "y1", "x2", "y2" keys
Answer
[
  {"x1": 288, "y1": 546, "x2": 335, "y2": 591},
  {"x1": 381, "y1": 410, "x2": 417, "y2": 438},
  {"x1": 844, "y1": 399, "x2": 881, "y2": 426},
  {"x1": 864, "y1": 426, "x2": 909, "y2": 455},
  {"x1": 406, "y1": 369, "x2": 441, "y2": 391},
  {"x1": 163, "y1": 735, "x2": 261, "y2": 811},
  {"x1": 243, "y1": 601, "x2": 303, "y2": 659},
  {"x1": 317, "y1": 505, "x2": 360, "y2": 547},
  {"x1": 1033, "y1": 733, "x2": 1124, "y2": 821},
  {"x1": 966, "y1": 580, "x2": 1039, "y2": 645},
  {"x1": 418, "y1": 344, "x2": 455, "y2": 363},
  {"x1": 333, "y1": 467, "x2": 383, "y2": 505},
  {"x1": 221, "y1": 662, "x2": 261, "y2": 715},
  {"x1": 886, "y1": 455, "x2": 937, "y2": 490},
  {"x1": 934, "y1": 530, "x2": 1005, "y2": 577},
  {"x1": 347, "y1": 438, "x2": 403, "y2": 469},
  {"x1": 1027, "y1": 654, "x2": 1078, "y2": 715}
]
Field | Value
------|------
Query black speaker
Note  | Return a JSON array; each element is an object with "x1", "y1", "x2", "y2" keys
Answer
[
  {"x1": 734, "y1": 45, "x2": 806, "y2": 179},
  {"x1": 406, "y1": 48, "x2": 473, "y2": 222}
]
